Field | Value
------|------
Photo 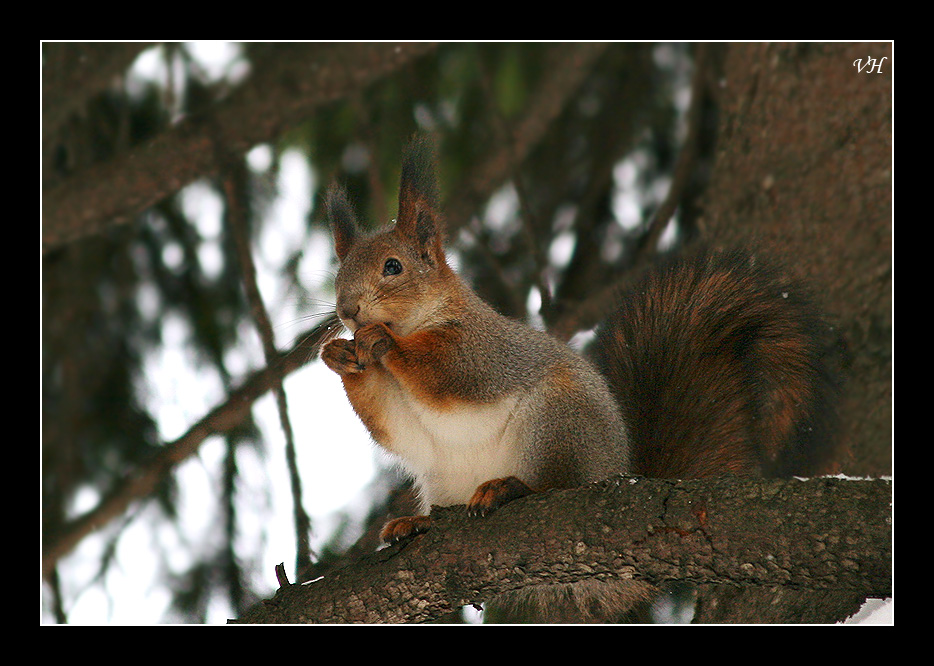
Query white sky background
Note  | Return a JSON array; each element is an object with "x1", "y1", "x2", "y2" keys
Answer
[{"x1": 41, "y1": 42, "x2": 892, "y2": 625}]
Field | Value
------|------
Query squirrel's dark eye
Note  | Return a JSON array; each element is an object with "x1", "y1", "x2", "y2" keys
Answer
[{"x1": 383, "y1": 258, "x2": 403, "y2": 276}]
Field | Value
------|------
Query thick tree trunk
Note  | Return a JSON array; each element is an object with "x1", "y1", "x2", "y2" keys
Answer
[{"x1": 701, "y1": 42, "x2": 892, "y2": 477}]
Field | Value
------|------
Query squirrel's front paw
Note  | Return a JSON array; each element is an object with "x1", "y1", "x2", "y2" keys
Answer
[
  {"x1": 321, "y1": 338, "x2": 364, "y2": 376},
  {"x1": 380, "y1": 515, "x2": 431, "y2": 544},
  {"x1": 354, "y1": 323, "x2": 395, "y2": 365},
  {"x1": 468, "y1": 476, "x2": 534, "y2": 517}
]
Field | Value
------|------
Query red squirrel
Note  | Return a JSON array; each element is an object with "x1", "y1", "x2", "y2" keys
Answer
[{"x1": 321, "y1": 135, "x2": 839, "y2": 620}]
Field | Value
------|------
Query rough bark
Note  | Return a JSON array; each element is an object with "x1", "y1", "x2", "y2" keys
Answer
[{"x1": 234, "y1": 475, "x2": 891, "y2": 624}]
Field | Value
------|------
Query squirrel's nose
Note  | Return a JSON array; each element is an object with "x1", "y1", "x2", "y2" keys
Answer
[{"x1": 337, "y1": 298, "x2": 360, "y2": 327}]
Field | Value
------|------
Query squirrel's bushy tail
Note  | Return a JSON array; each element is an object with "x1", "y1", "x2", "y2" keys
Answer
[{"x1": 593, "y1": 247, "x2": 842, "y2": 480}]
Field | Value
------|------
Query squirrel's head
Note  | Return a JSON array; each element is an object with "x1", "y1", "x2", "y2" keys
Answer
[{"x1": 327, "y1": 135, "x2": 456, "y2": 337}]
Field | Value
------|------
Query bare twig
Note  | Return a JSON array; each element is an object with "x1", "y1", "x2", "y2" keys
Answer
[
  {"x1": 475, "y1": 52, "x2": 554, "y2": 318},
  {"x1": 219, "y1": 147, "x2": 315, "y2": 581},
  {"x1": 442, "y1": 43, "x2": 608, "y2": 238},
  {"x1": 41, "y1": 316, "x2": 341, "y2": 581},
  {"x1": 634, "y1": 43, "x2": 709, "y2": 261},
  {"x1": 275, "y1": 562, "x2": 291, "y2": 588},
  {"x1": 551, "y1": 44, "x2": 711, "y2": 341}
]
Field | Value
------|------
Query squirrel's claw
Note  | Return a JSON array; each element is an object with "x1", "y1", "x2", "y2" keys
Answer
[
  {"x1": 381, "y1": 515, "x2": 432, "y2": 544},
  {"x1": 321, "y1": 338, "x2": 365, "y2": 375},
  {"x1": 467, "y1": 476, "x2": 534, "y2": 517}
]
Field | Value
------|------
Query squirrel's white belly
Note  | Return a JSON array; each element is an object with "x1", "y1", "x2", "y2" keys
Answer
[{"x1": 379, "y1": 381, "x2": 525, "y2": 511}]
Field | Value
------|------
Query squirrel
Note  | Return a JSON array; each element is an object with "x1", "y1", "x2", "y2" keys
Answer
[{"x1": 320, "y1": 135, "x2": 840, "y2": 621}]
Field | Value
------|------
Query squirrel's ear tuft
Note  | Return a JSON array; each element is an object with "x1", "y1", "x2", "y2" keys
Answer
[
  {"x1": 397, "y1": 134, "x2": 445, "y2": 262},
  {"x1": 326, "y1": 183, "x2": 358, "y2": 261},
  {"x1": 399, "y1": 133, "x2": 441, "y2": 211}
]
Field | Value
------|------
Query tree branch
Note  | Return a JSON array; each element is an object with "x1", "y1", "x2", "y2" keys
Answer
[
  {"x1": 442, "y1": 43, "x2": 608, "y2": 237},
  {"x1": 234, "y1": 475, "x2": 891, "y2": 623},
  {"x1": 550, "y1": 44, "x2": 712, "y2": 342},
  {"x1": 42, "y1": 42, "x2": 157, "y2": 138},
  {"x1": 41, "y1": 316, "x2": 341, "y2": 581},
  {"x1": 42, "y1": 42, "x2": 436, "y2": 253},
  {"x1": 220, "y1": 146, "x2": 315, "y2": 581}
]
